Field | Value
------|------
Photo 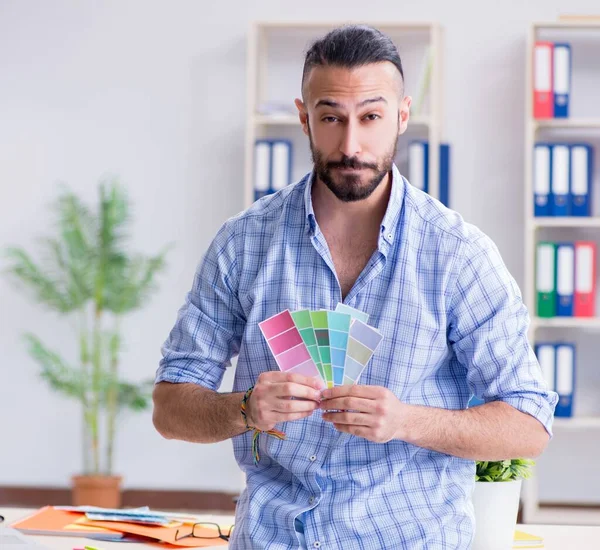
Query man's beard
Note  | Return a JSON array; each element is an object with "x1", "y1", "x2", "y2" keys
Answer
[{"x1": 308, "y1": 122, "x2": 398, "y2": 203}]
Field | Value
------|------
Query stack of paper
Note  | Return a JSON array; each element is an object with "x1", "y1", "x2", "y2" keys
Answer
[
  {"x1": 11, "y1": 506, "x2": 231, "y2": 547},
  {"x1": 259, "y1": 303, "x2": 383, "y2": 389}
]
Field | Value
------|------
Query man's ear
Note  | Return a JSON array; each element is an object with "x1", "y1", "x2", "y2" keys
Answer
[
  {"x1": 398, "y1": 95, "x2": 412, "y2": 136},
  {"x1": 295, "y1": 98, "x2": 309, "y2": 136}
]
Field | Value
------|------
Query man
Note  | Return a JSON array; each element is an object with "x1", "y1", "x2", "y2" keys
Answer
[{"x1": 153, "y1": 25, "x2": 557, "y2": 549}]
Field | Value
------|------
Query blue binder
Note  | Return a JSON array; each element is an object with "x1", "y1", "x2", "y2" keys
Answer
[
  {"x1": 533, "y1": 144, "x2": 552, "y2": 217},
  {"x1": 439, "y1": 144, "x2": 450, "y2": 208},
  {"x1": 553, "y1": 43, "x2": 571, "y2": 118},
  {"x1": 554, "y1": 343, "x2": 575, "y2": 417},
  {"x1": 556, "y1": 243, "x2": 575, "y2": 316},
  {"x1": 570, "y1": 144, "x2": 593, "y2": 217},
  {"x1": 551, "y1": 144, "x2": 570, "y2": 216}
]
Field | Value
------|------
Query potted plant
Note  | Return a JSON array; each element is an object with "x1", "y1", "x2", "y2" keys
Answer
[
  {"x1": 4, "y1": 179, "x2": 169, "y2": 507},
  {"x1": 471, "y1": 458, "x2": 534, "y2": 550}
]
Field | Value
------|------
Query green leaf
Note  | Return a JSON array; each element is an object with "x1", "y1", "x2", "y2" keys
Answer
[
  {"x1": 24, "y1": 334, "x2": 85, "y2": 399},
  {"x1": 475, "y1": 458, "x2": 535, "y2": 482},
  {"x1": 4, "y1": 248, "x2": 73, "y2": 312}
]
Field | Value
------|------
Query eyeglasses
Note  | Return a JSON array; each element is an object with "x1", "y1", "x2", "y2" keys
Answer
[{"x1": 174, "y1": 522, "x2": 233, "y2": 542}]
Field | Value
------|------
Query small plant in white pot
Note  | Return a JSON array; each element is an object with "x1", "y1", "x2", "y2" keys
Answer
[{"x1": 471, "y1": 458, "x2": 534, "y2": 550}]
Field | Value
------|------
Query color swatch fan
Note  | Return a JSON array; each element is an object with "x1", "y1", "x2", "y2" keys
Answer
[
  {"x1": 259, "y1": 304, "x2": 383, "y2": 389},
  {"x1": 258, "y1": 310, "x2": 326, "y2": 389}
]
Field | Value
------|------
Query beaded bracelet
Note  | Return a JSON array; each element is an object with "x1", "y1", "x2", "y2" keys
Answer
[{"x1": 241, "y1": 386, "x2": 286, "y2": 465}]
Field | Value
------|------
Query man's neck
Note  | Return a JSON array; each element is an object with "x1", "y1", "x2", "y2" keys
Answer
[{"x1": 312, "y1": 170, "x2": 393, "y2": 235}]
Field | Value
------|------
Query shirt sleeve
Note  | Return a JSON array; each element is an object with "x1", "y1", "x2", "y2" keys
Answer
[
  {"x1": 155, "y1": 218, "x2": 245, "y2": 391},
  {"x1": 447, "y1": 232, "x2": 558, "y2": 438}
]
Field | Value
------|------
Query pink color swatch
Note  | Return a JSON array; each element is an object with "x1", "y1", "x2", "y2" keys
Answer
[
  {"x1": 259, "y1": 310, "x2": 326, "y2": 388},
  {"x1": 269, "y1": 328, "x2": 303, "y2": 355},
  {"x1": 259, "y1": 310, "x2": 295, "y2": 339}
]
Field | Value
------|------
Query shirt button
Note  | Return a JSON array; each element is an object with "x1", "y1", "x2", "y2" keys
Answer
[
  {"x1": 310, "y1": 455, "x2": 317, "y2": 461},
  {"x1": 309, "y1": 496, "x2": 315, "y2": 505},
  {"x1": 313, "y1": 542, "x2": 321, "y2": 548},
  {"x1": 387, "y1": 233, "x2": 393, "y2": 239}
]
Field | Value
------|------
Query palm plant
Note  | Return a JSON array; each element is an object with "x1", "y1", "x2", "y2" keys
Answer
[{"x1": 4, "y1": 179, "x2": 169, "y2": 476}]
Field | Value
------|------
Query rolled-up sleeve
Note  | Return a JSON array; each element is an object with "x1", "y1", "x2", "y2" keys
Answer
[
  {"x1": 155, "y1": 218, "x2": 245, "y2": 391},
  {"x1": 447, "y1": 232, "x2": 558, "y2": 438}
]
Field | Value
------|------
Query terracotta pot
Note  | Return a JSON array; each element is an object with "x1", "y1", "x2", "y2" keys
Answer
[{"x1": 72, "y1": 475, "x2": 122, "y2": 508}]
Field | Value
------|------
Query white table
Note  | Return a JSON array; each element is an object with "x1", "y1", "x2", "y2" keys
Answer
[{"x1": 2, "y1": 507, "x2": 599, "y2": 549}]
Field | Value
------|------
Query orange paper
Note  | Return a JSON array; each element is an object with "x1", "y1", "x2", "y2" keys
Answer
[
  {"x1": 11, "y1": 506, "x2": 123, "y2": 539},
  {"x1": 78, "y1": 518, "x2": 228, "y2": 547}
]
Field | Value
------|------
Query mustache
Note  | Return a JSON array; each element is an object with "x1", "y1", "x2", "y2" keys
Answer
[{"x1": 326, "y1": 156, "x2": 378, "y2": 170}]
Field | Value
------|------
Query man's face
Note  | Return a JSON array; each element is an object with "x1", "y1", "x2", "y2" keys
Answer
[{"x1": 295, "y1": 62, "x2": 411, "y2": 202}]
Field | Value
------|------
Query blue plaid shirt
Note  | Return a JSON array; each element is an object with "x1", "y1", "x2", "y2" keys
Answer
[{"x1": 156, "y1": 165, "x2": 558, "y2": 549}]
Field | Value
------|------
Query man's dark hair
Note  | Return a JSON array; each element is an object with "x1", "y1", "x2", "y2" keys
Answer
[{"x1": 301, "y1": 25, "x2": 404, "y2": 99}]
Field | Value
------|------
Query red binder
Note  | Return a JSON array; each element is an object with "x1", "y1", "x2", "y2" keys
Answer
[
  {"x1": 533, "y1": 41, "x2": 554, "y2": 119},
  {"x1": 574, "y1": 241, "x2": 597, "y2": 317}
]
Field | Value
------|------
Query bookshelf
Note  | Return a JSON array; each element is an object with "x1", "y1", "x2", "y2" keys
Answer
[
  {"x1": 244, "y1": 21, "x2": 444, "y2": 210},
  {"x1": 523, "y1": 21, "x2": 600, "y2": 525}
]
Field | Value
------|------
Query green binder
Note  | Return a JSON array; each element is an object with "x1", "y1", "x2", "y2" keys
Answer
[{"x1": 536, "y1": 242, "x2": 557, "y2": 317}]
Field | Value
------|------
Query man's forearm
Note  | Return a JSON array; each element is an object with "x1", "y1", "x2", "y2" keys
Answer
[
  {"x1": 398, "y1": 401, "x2": 549, "y2": 460},
  {"x1": 152, "y1": 382, "x2": 247, "y2": 443}
]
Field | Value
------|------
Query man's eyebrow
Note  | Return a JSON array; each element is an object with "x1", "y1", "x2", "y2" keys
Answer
[{"x1": 314, "y1": 96, "x2": 388, "y2": 109}]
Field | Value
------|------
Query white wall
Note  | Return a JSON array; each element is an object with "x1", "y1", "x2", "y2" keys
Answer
[{"x1": 1, "y1": 0, "x2": 598, "y2": 501}]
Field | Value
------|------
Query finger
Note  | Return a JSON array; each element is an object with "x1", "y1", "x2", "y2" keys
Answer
[
  {"x1": 322, "y1": 385, "x2": 380, "y2": 401},
  {"x1": 333, "y1": 423, "x2": 369, "y2": 438},
  {"x1": 272, "y1": 398, "x2": 319, "y2": 414},
  {"x1": 276, "y1": 411, "x2": 317, "y2": 422},
  {"x1": 320, "y1": 396, "x2": 377, "y2": 413},
  {"x1": 271, "y1": 381, "x2": 322, "y2": 401},
  {"x1": 322, "y1": 411, "x2": 371, "y2": 426},
  {"x1": 281, "y1": 371, "x2": 325, "y2": 391}
]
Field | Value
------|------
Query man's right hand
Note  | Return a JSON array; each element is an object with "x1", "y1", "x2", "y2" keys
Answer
[{"x1": 245, "y1": 371, "x2": 324, "y2": 432}]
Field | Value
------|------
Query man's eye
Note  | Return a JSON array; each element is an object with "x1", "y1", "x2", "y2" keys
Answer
[
  {"x1": 322, "y1": 116, "x2": 339, "y2": 123},
  {"x1": 364, "y1": 114, "x2": 380, "y2": 121}
]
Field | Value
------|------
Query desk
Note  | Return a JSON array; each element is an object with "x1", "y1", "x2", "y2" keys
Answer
[{"x1": 2, "y1": 507, "x2": 599, "y2": 549}]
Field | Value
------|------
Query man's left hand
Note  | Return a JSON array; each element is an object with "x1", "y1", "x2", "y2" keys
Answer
[{"x1": 319, "y1": 385, "x2": 408, "y2": 443}]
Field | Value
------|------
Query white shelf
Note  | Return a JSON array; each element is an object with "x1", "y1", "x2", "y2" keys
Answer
[
  {"x1": 531, "y1": 317, "x2": 600, "y2": 329},
  {"x1": 534, "y1": 118, "x2": 600, "y2": 130},
  {"x1": 531, "y1": 217, "x2": 600, "y2": 228},
  {"x1": 526, "y1": 506, "x2": 600, "y2": 526},
  {"x1": 256, "y1": 21, "x2": 437, "y2": 31},
  {"x1": 245, "y1": 21, "x2": 445, "y2": 209},
  {"x1": 253, "y1": 113, "x2": 432, "y2": 127},
  {"x1": 553, "y1": 416, "x2": 600, "y2": 429},
  {"x1": 534, "y1": 20, "x2": 600, "y2": 30},
  {"x1": 522, "y1": 22, "x2": 600, "y2": 527}
]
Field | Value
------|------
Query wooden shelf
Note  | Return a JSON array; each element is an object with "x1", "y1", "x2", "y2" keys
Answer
[
  {"x1": 532, "y1": 317, "x2": 600, "y2": 329},
  {"x1": 531, "y1": 217, "x2": 600, "y2": 228},
  {"x1": 253, "y1": 113, "x2": 432, "y2": 127}
]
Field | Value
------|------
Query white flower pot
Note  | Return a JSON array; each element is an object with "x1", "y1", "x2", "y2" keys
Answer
[{"x1": 471, "y1": 479, "x2": 522, "y2": 550}]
